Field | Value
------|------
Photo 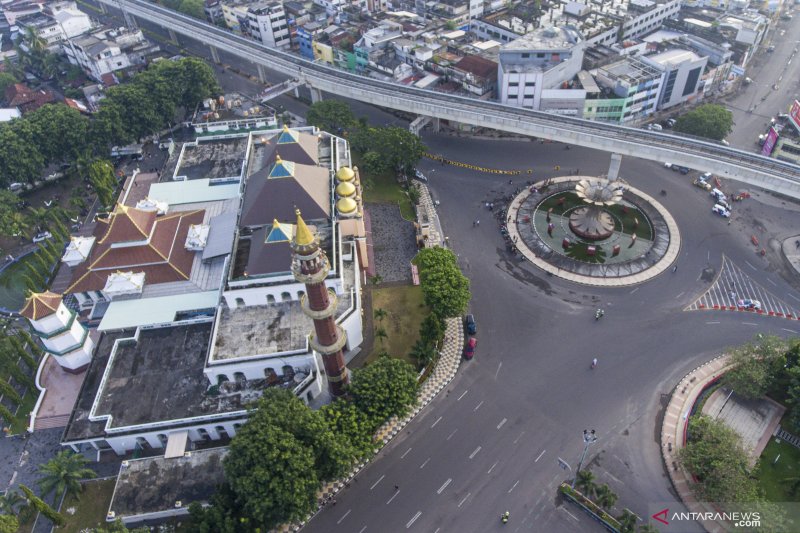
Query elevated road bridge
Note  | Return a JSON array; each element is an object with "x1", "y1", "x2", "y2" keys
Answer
[{"x1": 100, "y1": 0, "x2": 800, "y2": 199}]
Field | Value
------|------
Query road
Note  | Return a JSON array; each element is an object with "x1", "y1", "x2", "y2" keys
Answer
[
  {"x1": 726, "y1": 6, "x2": 800, "y2": 149},
  {"x1": 302, "y1": 137, "x2": 800, "y2": 533}
]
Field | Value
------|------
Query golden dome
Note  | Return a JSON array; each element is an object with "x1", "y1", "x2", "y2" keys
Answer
[
  {"x1": 336, "y1": 166, "x2": 355, "y2": 182},
  {"x1": 337, "y1": 197, "x2": 358, "y2": 214},
  {"x1": 335, "y1": 181, "x2": 356, "y2": 197}
]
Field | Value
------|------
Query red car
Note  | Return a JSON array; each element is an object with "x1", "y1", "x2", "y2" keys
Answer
[{"x1": 463, "y1": 337, "x2": 477, "y2": 360}]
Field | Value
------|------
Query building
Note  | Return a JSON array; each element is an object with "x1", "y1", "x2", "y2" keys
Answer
[
  {"x1": 221, "y1": 1, "x2": 250, "y2": 33},
  {"x1": 642, "y1": 48, "x2": 707, "y2": 109},
  {"x1": 587, "y1": 55, "x2": 663, "y2": 124},
  {"x1": 63, "y1": 27, "x2": 159, "y2": 82},
  {"x1": 4, "y1": 83, "x2": 55, "y2": 114},
  {"x1": 498, "y1": 27, "x2": 585, "y2": 111},
  {"x1": 15, "y1": 1, "x2": 92, "y2": 50},
  {"x1": 450, "y1": 54, "x2": 497, "y2": 99},
  {"x1": 246, "y1": 1, "x2": 291, "y2": 49},
  {"x1": 190, "y1": 93, "x2": 277, "y2": 134}
]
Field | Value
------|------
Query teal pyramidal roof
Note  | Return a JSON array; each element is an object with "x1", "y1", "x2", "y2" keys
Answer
[
  {"x1": 277, "y1": 126, "x2": 299, "y2": 144},
  {"x1": 266, "y1": 220, "x2": 294, "y2": 243},
  {"x1": 269, "y1": 156, "x2": 295, "y2": 178}
]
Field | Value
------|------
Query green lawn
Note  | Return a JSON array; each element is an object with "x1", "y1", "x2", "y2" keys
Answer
[
  {"x1": 539, "y1": 192, "x2": 654, "y2": 240},
  {"x1": 359, "y1": 170, "x2": 415, "y2": 221},
  {"x1": 0, "y1": 254, "x2": 48, "y2": 311},
  {"x1": 9, "y1": 388, "x2": 39, "y2": 435},
  {"x1": 367, "y1": 285, "x2": 427, "y2": 367},
  {"x1": 56, "y1": 478, "x2": 117, "y2": 533},
  {"x1": 755, "y1": 437, "x2": 800, "y2": 502}
]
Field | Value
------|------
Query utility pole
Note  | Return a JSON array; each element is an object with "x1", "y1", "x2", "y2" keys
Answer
[{"x1": 571, "y1": 429, "x2": 598, "y2": 488}]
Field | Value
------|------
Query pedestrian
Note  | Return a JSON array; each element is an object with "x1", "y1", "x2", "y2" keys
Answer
[
  {"x1": 394, "y1": 485, "x2": 399, "y2": 490},
  {"x1": 509, "y1": 179, "x2": 513, "y2": 185},
  {"x1": 672, "y1": 265, "x2": 678, "y2": 273},
  {"x1": 473, "y1": 220, "x2": 476, "y2": 227},
  {"x1": 796, "y1": 239, "x2": 800, "y2": 249},
  {"x1": 476, "y1": 220, "x2": 480, "y2": 226}
]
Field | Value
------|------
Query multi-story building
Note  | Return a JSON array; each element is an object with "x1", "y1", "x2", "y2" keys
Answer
[
  {"x1": 63, "y1": 27, "x2": 159, "y2": 82},
  {"x1": 498, "y1": 27, "x2": 585, "y2": 111},
  {"x1": 587, "y1": 55, "x2": 663, "y2": 124},
  {"x1": 221, "y1": 1, "x2": 250, "y2": 33},
  {"x1": 246, "y1": 1, "x2": 291, "y2": 49},
  {"x1": 642, "y1": 48, "x2": 707, "y2": 109},
  {"x1": 15, "y1": 1, "x2": 92, "y2": 50}
]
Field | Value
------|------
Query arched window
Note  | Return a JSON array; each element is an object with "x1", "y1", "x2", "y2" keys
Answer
[
  {"x1": 197, "y1": 428, "x2": 210, "y2": 442},
  {"x1": 235, "y1": 297, "x2": 244, "y2": 307},
  {"x1": 281, "y1": 292, "x2": 291, "y2": 302},
  {"x1": 217, "y1": 374, "x2": 228, "y2": 385},
  {"x1": 157, "y1": 434, "x2": 168, "y2": 447},
  {"x1": 297, "y1": 290, "x2": 305, "y2": 301},
  {"x1": 233, "y1": 372, "x2": 246, "y2": 384},
  {"x1": 267, "y1": 294, "x2": 276, "y2": 304},
  {"x1": 216, "y1": 425, "x2": 229, "y2": 439}
]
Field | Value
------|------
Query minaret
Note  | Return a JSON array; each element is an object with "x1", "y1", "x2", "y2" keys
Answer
[{"x1": 291, "y1": 209, "x2": 349, "y2": 397}]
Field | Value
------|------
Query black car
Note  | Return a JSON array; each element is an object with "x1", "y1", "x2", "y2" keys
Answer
[{"x1": 464, "y1": 314, "x2": 476, "y2": 335}]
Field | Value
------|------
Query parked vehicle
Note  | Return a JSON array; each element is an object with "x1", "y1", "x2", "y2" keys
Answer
[
  {"x1": 676, "y1": 166, "x2": 690, "y2": 174},
  {"x1": 710, "y1": 188, "x2": 727, "y2": 202},
  {"x1": 737, "y1": 299, "x2": 762, "y2": 310},
  {"x1": 666, "y1": 118, "x2": 677, "y2": 127},
  {"x1": 693, "y1": 178, "x2": 712, "y2": 191},
  {"x1": 646, "y1": 123, "x2": 663, "y2": 131},
  {"x1": 463, "y1": 337, "x2": 477, "y2": 360},
  {"x1": 413, "y1": 169, "x2": 428, "y2": 182},
  {"x1": 32, "y1": 231, "x2": 52, "y2": 243},
  {"x1": 712, "y1": 204, "x2": 731, "y2": 218},
  {"x1": 464, "y1": 314, "x2": 477, "y2": 335}
]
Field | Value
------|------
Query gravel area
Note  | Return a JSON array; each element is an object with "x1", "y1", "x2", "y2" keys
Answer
[{"x1": 366, "y1": 203, "x2": 418, "y2": 283}]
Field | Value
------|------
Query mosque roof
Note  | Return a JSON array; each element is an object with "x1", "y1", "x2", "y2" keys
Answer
[{"x1": 20, "y1": 291, "x2": 63, "y2": 320}]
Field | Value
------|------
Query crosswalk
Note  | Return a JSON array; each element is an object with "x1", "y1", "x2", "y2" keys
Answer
[{"x1": 685, "y1": 256, "x2": 799, "y2": 319}]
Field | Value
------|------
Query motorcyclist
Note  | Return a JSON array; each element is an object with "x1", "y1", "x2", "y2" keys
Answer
[
  {"x1": 595, "y1": 308, "x2": 604, "y2": 320},
  {"x1": 592, "y1": 358, "x2": 598, "y2": 369},
  {"x1": 501, "y1": 511, "x2": 510, "y2": 524}
]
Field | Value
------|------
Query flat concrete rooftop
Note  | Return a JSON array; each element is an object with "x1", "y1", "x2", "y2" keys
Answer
[
  {"x1": 175, "y1": 137, "x2": 249, "y2": 181},
  {"x1": 110, "y1": 446, "x2": 227, "y2": 520}
]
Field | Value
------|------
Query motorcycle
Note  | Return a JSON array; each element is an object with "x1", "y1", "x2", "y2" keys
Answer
[{"x1": 595, "y1": 309, "x2": 604, "y2": 321}]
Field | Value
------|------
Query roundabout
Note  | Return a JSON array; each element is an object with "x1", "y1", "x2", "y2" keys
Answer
[{"x1": 508, "y1": 176, "x2": 681, "y2": 287}]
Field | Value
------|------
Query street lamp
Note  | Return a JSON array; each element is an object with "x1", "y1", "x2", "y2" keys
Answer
[{"x1": 571, "y1": 429, "x2": 598, "y2": 489}]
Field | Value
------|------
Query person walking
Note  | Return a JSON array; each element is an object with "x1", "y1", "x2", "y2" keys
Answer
[
  {"x1": 591, "y1": 358, "x2": 598, "y2": 369},
  {"x1": 672, "y1": 264, "x2": 678, "y2": 273}
]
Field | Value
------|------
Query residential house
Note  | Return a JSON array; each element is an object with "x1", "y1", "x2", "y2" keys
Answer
[
  {"x1": 4, "y1": 82, "x2": 55, "y2": 113},
  {"x1": 62, "y1": 27, "x2": 159, "y2": 82}
]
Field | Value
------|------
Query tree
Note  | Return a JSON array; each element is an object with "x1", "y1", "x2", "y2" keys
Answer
[
  {"x1": 306, "y1": 100, "x2": 357, "y2": 134},
  {"x1": 36, "y1": 450, "x2": 96, "y2": 502},
  {"x1": 87, "y1": 518, "x2": 150, "y2": 532},
  {"x1": 0, "y1": 378, "x2": 21, "y2": 405},
  {"x1": 19, "y1": 485, "x2": 65, "y2": 527},
  {"x1": 374, "y1": 326, "x2": 387, "y2": 345},
  {"x1": 351, "y1": 127, "x2": 426, "y2": 176},
  {"x1": 320, "y1": 399, "x2": 377, "y2": 460},
  {"x1": 224, "y1": 425, "x2": 318, "y2": 528},
  {"x1": 178, "y1": 0, "x2": 205, "y2": 18},
  {"x1": 409, "y1": 338, "x2": 436, "y2": 368},
  {"x1": 419, "y1": 313, "x2": 445, "y2": 346},
  {"x1": 617, "y1": 509, "x2": 638, "y2": 533},
  {"x1": 0, "y1": 489, "x2": 24, "y2": 515},
  {"x1": 407, "y1": 183, "x2": 421, "y2": 205},
  {"x1": 373, "y1": 308, "x2": 387, "y2": 322},
  {"x1": 679, "y1": 415, "x2": 759, "y2": 502},
  {"x1": 413, "y1": 247, "x2": 471, "y2": 318},
  {"x1": 8, "y1": 335, "x2": 37, "y2": 371},
  {"x1": 0, "y1": 73, "x2": 17, "y2": 97},
  {"x1": 594, "y1": 483, "x2": 617, "y2": 509},
  {"x1": 723, "y1": 335, "x2": 788, "y2": 400},
  {"x1": 673, "y1": 104, "x2": 733, "y2": 141},
  {"x1": 26, "y1": 104, "x2": 89, "y2": 164},
  {"x1": 638, "y1": 525, "x2": 660, "y2": 533},
  {"x1": 575, "y1": 470, "x2": 596, "y2": 496},
  {"x1": 786, "y1": 365, "x2": 800, "y2": 431},
  {"x1": 0, "y1": 514, "x2": 18, "y2": 533},
  {"x1": 0, "y1": 190, "x2": 28, "y2": 238},
  {"x1": 0, "y1": 124, "x2": 45, "y2": 187},
  {"x1": 88, "y1": 160, "x2": 118, "y2": 209},
  {"x1": 349, "y1": 356, "x2": 419, "y2": 426}
]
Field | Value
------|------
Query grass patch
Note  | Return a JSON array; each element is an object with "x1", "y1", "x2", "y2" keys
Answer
[
  {"x1": 367, "y1": 285, "x2": 427, "y2": 367},
  {"x1": 56, "y1": 478, "x2": 117, "y2": 533},
  {"x1": 755, "y1": 436, "x2": 800, "y2": 502},
  {"x1": 539, "y1": 192, "x2": 654, "y2": 240},
  {"x1": 0, "y1": 253, "x2": 49, "y2": 311},
  {"x1": 357, "y1": 164, "x2": 415, "y2": 221},
  {"x1": 9, "y1": 388, "x2": 39, "y2": 435}
]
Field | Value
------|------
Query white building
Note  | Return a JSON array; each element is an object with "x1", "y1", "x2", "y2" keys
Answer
[
  {"x1": 63, "y1": 27, "x2": 158, "y2": 82},
  {"x1": 642, "y1": 48, "x2": 707, "y2": 109},
  {"x1": 247, "y1": 1, "x2": 291, "y2": 49},
  {"x1": 592, "y1": 55, "x2": 664, "y2": 123},
  {"x1": 15, "y1": 1, "x2": 92, "y2": 50},
  {"x1": 498, "y1": 27, "x2": 585, "y2": 112}
]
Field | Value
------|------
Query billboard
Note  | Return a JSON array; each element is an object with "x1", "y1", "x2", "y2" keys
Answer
[
  {"x1": 790, "y1": 100, "x2": 800, "y2": 133},
  {"x1": 761, "y1": 126, "x2": 779, "y2": 156}
]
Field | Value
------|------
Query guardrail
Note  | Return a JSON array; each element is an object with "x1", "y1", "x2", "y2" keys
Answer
[{"x1": 99, "y1": 0, "x2": 800, "y2": 198}]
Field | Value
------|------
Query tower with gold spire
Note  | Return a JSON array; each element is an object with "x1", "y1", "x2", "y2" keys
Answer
[{"x1": 291, "y1": 209, "x2": 349, "y2": 397}]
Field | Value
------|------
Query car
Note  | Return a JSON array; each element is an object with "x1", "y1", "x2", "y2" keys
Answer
[
  {"x1": 768, "y1": 45, "x2": 776, "y2": 53},
  {"x1": 32, "y1": 231, "x2": 52, "y2": 243},
  {"x1": 716, "y1": 198, "x2": 731, "y2": 211},
  {"x1": 710, "y1": 188, "x2": 727, "y2": 202},
  {"x1": 666, "y1": 118, "x2": 677, "y2": 127},
  {"x1": 721, "y1": 139, "x2": 730, "y2": 146},
  {"x1": 737, "y1": 299, "x2": 762, "y2": 310},
  {"x1": 463, "y1": 337, "x2": 477, "y2": 360},
  {"x1": 664, "y1": 161, "x2": 673, "y2": 168},
  {"x1": 646, "y1": 123, "x2": 663, "y2": 131},
  {"x1": 693, "y1": 178, "x2": 712, "y2": 191},
  {"x1": 701, "y1": 172, "x2": 713, "y2": 181},
  {"x1": 712, "y1": 204, "x2": 731, "y2": 218},
  {"x1": 464, "y1": 314, "x2": 476, "y2": 334},
  {"x1": 413, "y1": 169, "x2": 428, "y2": 182},
  {"x1": 677, "y1": 166, "x2": 690, "y2": 174}
]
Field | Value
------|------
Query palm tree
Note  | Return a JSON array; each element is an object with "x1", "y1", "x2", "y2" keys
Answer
[
  {"x1": 594, "y1": 483, "x2": 618, "y2": 509},
  {"x1": 617, "y1": 509, "x2": 639, "y2": 533},
  {"x1": 575, "y1": 470, "x2": 596, "y2": 496},
  {"x1": 374, "y1": 327, "x2": 388, "y2": 345},
  {"x1": 26, "y1": 207, "x2": 49, "y2": 234},
  {"x1": 36, "y1": 450, "x2": 96, "y2": 502},
  {"x1": 410, "y1": 339, "x2": 436, "y2": 368},
  {"x1": 370, "y1": 274, "x2": 383, "y2": 286},
  {"x1": 373, "y1": 308, "x2": 387, "y2": 322},
  {"x1": 0, "y1": 489, "x2": 25, "y2": 515}
]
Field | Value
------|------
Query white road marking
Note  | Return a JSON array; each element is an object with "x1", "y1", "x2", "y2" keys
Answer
[
  {"x1": 406, "y1": 511, "x2": 422, "y2": 528},
  {"x1": 387, "y1": 491, "x2": 400, "y2": 504},
  {"x1": 401, "y1": 448, "x2": 412, "y2": 459},
  {"x1": 789, "y1": 293, "x2": 800, "y2": 302},
  {"x1": 370, "y1": 475, "x2": 385, "y2": 490},
  {"x1": 436, "y1": 478, "x2": 452, "y2": 494},
  {"x1": 488, "y1": 461, "x2": 498, "y2": 474},
  {"x1": 768, "y1": 278, "x2": 777, "y2": 286},
  {"x1": 560, "y1": 507, "x2": 580, "y2": 522},
  {"x1": 706, "y1": 321, "x2": 720, "y2": 324},
  {"x1": 431, "y1": 416, "x2": 443, "y2": 428},
  {"x1": 458, "y1": 493, "x2": 471, "y2": 508},
  {"x1": 513, "y1": 431, "x2": 525, "y2": 444},
  {"x1": 446, "y1": 429, "x2": 458, "y2": 440},
  {"x1": 457, "y1": 390, "x2": 469, "y2": 401},
  {"x1": 535, "y1": 449, "x2": 546, "y2": 462},
  {"x1": 469, "y1": 446, "x2": 482, "y2": 459},
  {"x1": 744, "y1": 260, "x2": 757, "y2": 270},
  {"x1": 497, "y1": 417, "x2": 507, "y2": 430},
  {"x1": 507, "y1": 480, "x2": 520, "y2": 493},
  {"x1": 782, "y1": 328, "x2": 798, "y2": 334},
  {"x1": 629, "y1": 287, "x2": 639, "y2": 294},
  {"x1": 337, "y1": 510, "x2": 351, "y2": 524},
  {"x1": 675, "y1": 291, "x2": 685, "y2": 299},
  {"x1": 474, "y1": 400, "x2": 484, "y2": 412},
  {"x1": 420, "y1": 458, "x2": 431, "y2": 469},
  {"x1": 358, "y1": 527, "x2": 367, "y2": 533},
  {"x1": 495, "y1": 362, "x2": 503, "y2": 378},
  {"x1": 742, "y1": 322, "x2": 758, "y2": 326}
]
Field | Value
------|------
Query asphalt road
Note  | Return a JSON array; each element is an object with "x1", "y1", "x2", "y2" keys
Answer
[{"x1": 302, "y1": 138, "x2": 800, "y2": 533}]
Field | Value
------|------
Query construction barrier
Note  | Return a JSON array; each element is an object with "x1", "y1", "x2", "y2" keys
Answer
[{"x1": 425, "y1": 153, "x2": 532, "y2": 175}]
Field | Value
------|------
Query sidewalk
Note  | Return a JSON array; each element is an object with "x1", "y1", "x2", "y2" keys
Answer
[
  {"x1": 781, "y1": 235, "x2": 800, "y2": 276},
  {"x1": 660, "y1": 356, "x2": 733, "y2": 533}
]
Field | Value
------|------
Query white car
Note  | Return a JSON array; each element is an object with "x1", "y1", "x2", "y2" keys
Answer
[
  {"x1": 712, "y1": 204, "x2": 730, "y2": 218},
  {"x1": 413, "y1": 169, "x2": 428, "y2": 182},
  {"x1": 710, "y1": 188, "x2": 727, "y2": 202},
  {"x1": 32, "y1": 231, "x2": 52, "y2": 243}
]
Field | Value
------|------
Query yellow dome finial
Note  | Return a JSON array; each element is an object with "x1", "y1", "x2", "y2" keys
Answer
[
  {"x1": 294, "y1": 209, "x2": 314, "y2": 246},
  {"x1": 283, "y1": 124, "x2": 290, "y2": 132}
]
